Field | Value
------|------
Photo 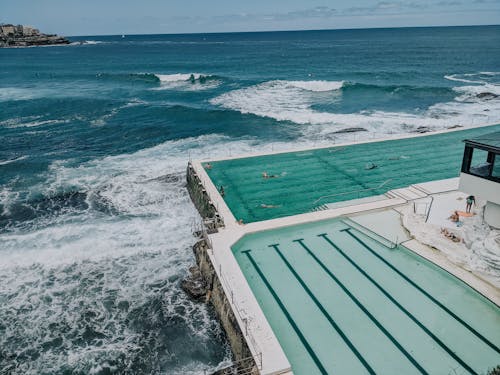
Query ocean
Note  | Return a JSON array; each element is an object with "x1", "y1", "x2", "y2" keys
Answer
[{"x1": 1, "y1": 26, "x2": 499, "y2": 374}]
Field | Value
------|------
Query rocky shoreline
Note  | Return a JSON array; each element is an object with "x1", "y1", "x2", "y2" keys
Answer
[{"x1": 0, "y1": 24, "x2": 69, "y2": 47}]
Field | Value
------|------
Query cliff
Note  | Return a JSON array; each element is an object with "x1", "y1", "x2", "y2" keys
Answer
[{"x1": 0, "y1": 24, "x2": 70, "y2": 47}]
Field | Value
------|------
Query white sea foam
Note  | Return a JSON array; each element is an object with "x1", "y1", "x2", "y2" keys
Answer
[
  {"x1": 453, "y1": 83, "x2": 500, "y2": 97},
  {"x1": 288, "y1": 80, "x2": 345, "y2": 92},
  {"x1": 155, "y1": 73, "x2": 203, "y2": 83},
  {"x1": 444, "y1": 74, "x2": 484, "y2": 84},
  {"x1": 0, "y1": 134, "x2": 251, "y2": 373},
  {"x1": 0, "y1": 156, "x2": 28, "y2": 166},
  {"x1": 211, "y1": 77, "x2": 500, "y2": 136},
  {"x1": 0, "y1": 87, "x2": 47, "y2": 102},
  {"x1": 152, "y1": 73, "x2": 220, "y2": 91}
]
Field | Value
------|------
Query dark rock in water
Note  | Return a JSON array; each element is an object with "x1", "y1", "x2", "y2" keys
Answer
[
  {"x1": 476, "y1": 92, "x2": 498, "y2": 100},
  {"x1": 413, "y1": 126, "x2": 431, "y2": 133},
  {"x1": 148, "y1": 173, "x2": 183, "y2": 184},
  {"x1": 209, "y1": 366, "x2": 239, "y2": 375},
  {"x1": 181, "y1": 266, "x2": 207, "y2": 300},
  {"x1": 333, "y1": 127, "x2": 368, "y2": 134},
  {"x1": 447, "y1": 125, "x2": 463, "y2": 129}
]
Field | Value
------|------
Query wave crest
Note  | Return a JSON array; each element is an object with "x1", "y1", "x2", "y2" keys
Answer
[
  {"x1": 287, "y1": 80, "x2": 345, "y2": 92},
  {"x1": 210, "y1": 77, "x2": 500, "y2": 134}
]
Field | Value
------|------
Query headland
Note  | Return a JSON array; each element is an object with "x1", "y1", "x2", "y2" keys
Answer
[{"x1": 0, "y1": 24, "x2": 69, "y2": 47}]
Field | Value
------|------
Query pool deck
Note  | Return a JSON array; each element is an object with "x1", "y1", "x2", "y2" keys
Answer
[{"x1": 189, "y1": 125, "x2": 500, "y2": 375}]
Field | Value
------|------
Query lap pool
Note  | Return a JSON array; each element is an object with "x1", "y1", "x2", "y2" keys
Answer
[
  {"x1": 206, "y1": 125, "x2": 500, "y2": 223},
  {"x1": 232, "y1": 218, "x2": 500, "y2": 374}
]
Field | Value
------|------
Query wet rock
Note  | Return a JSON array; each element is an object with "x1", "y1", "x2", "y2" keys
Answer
[
  {"x1": 413, "y1": 126, "x2": 431, "y2": 133},
  {"x1": 333, "y1": 127, "x2": 368, "y2": 134},
  {"x1": 477, "y1": 92, "x2": 498, "y2": 100},
  {"x1": 181, "y1": 266, "x2": 207, "y2": 300},
  {"x1": 447, "y1": 125, "x2": 463, "y2": 129}
]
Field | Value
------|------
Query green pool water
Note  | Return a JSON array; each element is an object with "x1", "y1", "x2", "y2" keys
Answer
[
  {"x1": 206, "y1": 125, "x2": 500, "y2": 223},
  {"x1": 232, "y1": 219, "x2": 500, "y2": 375}
]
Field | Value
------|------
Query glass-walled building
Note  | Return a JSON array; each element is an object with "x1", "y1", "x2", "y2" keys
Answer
[{"x1": 459, "y1": 131, "x2": 500, "y2": 228}]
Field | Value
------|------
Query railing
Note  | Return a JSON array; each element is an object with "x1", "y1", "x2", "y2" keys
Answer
[
  {"x1": 202, "y1": 226, "x2": 263, "y2": 373},
  {"x1": 425, "y1": 195, "x2": 434, "y2": 223},
  {"x1": 217, "y1": 265, "x2": 263, "y2": 369},
  {"x1": 342, "y1": 217, "x2": 398, "y2": 249},
  {"x1": 204, "y1": 353, "x2": 260, "y2": 375},
  {"x1": 412, "y1": 195, "x2": 434, "y2": 223},
  {"x1": 313, "y1": 179, "x2": 392, "y2": 205}
]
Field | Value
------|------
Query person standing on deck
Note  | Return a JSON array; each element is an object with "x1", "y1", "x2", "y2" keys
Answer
[{"x1": 466, "y1": 195, "x2": 475, "y2": 213}]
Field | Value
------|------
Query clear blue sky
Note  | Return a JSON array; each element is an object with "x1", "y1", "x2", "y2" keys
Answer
[{"x1": 2, "y1": 0, "x2": 500, "y2": 36}]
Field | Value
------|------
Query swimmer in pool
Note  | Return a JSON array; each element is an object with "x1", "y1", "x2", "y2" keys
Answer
[{"x1": 260, "y1": 203, "x2": 281, "y2": 208}]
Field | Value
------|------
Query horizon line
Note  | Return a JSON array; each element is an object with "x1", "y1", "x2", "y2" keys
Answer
[{"x1": 67, "y1": 23, "x2": 500, "y2": 38}]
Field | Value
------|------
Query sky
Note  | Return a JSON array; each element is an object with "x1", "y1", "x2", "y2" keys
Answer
[{"x1": 1, "y1": 0, "x2": 500, "y2": 36}]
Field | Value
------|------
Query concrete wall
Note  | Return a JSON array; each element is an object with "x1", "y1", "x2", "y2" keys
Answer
[
  {"x1": 193, "y1": 239, "x2": 258, "y2": 374},
  {"x1": 186, "y1": 162, "x2": 224, "y2": 232},
  {"x1": 187, "y1": 164, "x2": 258, "y2": 373}
]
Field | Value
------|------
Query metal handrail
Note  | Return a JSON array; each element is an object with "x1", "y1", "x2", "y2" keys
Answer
[
  {"x1": 424, "y1": 195, "x2": 434, "y2": 223},
  {"x1": 313, "y1": 179, "x2": 392, "y2": 205}
]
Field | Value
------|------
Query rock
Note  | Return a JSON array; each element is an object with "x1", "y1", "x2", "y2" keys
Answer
[
  {"x1": 447, "y1": 125, "x2": 463, "y2": 129},
  {"x1": 476, "y1": 92, "x2": 498, "y2": 100},
  {"x1": 413, "y1": 126, "x2": 431, "y2": 133},
  {"x1": 333, "y1": 127, "x2": 368, "y2": 134},
  {"x1": 181, "y1": 266, "x2": 207, "y2": 300}
]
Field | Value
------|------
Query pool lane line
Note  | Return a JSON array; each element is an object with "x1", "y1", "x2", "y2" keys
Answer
[
  {"x1": 318, "y1": 233, "x2": 478, "y2": 375},
  {"x1": 291, "y1": 239, "x2": 428, "y2": 375},
  {"x1": 269, "y1": 243, "x2": 377, "y2": 375},
  {"x1": 241, "y1": 250, "x2": 328, "y2": 375},
  {"x1": 341, "y1": 227, "x2": 500, "y2": 355}
]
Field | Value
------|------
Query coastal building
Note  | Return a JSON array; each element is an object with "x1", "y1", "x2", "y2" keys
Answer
[
  {"x1": 459, "y1": 131, "x2": 500, "y2": 228},
  {"x1": 0, "y1": 24, "x2": 15, "y2": 37},
  {"x1": 187, "y1": 124, "x2": 500, "y2": 375}
]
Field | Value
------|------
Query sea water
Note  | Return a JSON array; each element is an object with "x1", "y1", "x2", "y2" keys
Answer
[{"x1": 0, "y1": 26, "x2": 499, "y2": 374}]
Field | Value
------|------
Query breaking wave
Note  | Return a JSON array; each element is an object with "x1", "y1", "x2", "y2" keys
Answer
[
  {"x1": 152, "y1": 73, "x2": 221, "y2": 91},
  {"x1": 0, "y1": 135, "x2": 252, "y2": 374},
  {"x1": 0, "y1": 156, "x2": 28, "y2": 166},
  {"x1": 287, "y1": 80, "x2": 345, "y2": 92},
  {"x1": 210, "y1": 77, "x2": 500, "y2": 135}
]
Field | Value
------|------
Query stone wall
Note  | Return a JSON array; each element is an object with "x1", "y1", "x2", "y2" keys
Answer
[
  {"x1": 193, "y1": 239, "x2": 258, "y2": 374},
  {"x1": 186, "y1": 163, "x2": 224, "y2": 232},
  {"x1": 186, "y1": 163, "x2": 258, "y2": 374}
]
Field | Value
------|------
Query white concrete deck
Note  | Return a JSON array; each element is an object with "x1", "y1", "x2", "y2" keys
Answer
[{"x1": 426, "y1": 190, "x2": 468, "y2": 229}]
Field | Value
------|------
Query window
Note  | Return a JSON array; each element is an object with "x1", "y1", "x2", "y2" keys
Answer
[
  {"x1": 469, "y1": 148, "x2": 491, "y2": 177},
  {"x1": 463, "y1": 145, "x2": 500, "y2": 182},
  {"x1": 491, "y1": 154, "x2": 500, "y2": 180}
]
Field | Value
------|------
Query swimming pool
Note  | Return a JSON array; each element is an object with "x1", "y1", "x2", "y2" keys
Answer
[
  {"x1": 206, "y1": 125, "x2": 500, "y2": 223},
  {"x1": 232, "y1": 218, "x2": 500, "y2": 374}
]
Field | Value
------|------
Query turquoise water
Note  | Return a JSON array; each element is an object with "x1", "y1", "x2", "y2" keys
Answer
[
  {"x1": 1, "y1": 26, "x2": 500, "y2": 374},
  {"x1": 232, "y1": 219, "x2": 500, "y2": 375},
  {"x1": 207, "y1": 124, "x2": 500, "y2": 223}
]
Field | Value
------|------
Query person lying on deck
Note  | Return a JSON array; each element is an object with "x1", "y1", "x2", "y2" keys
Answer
[{"x1": 448, "y1": 210, "x2": 460, "y2": 223}]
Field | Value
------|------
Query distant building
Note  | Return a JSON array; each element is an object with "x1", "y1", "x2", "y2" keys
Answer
[
  {"x1": 22, "y1": 26, "x2": 39, "y2": 36},
  {"x1": 459, "y1": 131, "x2": 500, "y2": 228},
  {"x1": 0, "y1": 24, "x2": 15, "y2": 37}
]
